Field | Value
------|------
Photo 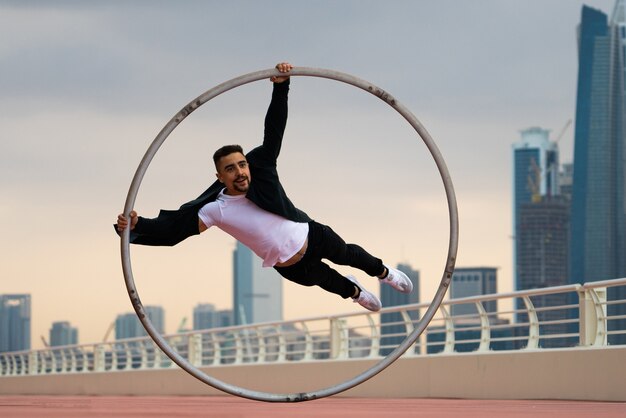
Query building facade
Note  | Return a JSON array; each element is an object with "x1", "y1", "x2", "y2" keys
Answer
[
  {"x1": 512, "y1": 127, "x2": 560, "y2": 295},
  {"x1": 115, "y1": 305, "x2": 165, "y2": 340},
  {"x1": 49, "y1": 321, "x2": 78, "y2": 347},
  {"x1": 449, "y1": 267, "x2": 497, "y2": 317},
  {"x1": 0, "y1": 294, "x2": 31, "y2": 353},
  {"x1": 193, "y1": 303, "x2": 234, "y2": 330},
  {"x1": 572, "y1": 2, "x2": 626, "y2": 344},
  {"x1": 233, "y1": 242, "x2": 282, "y2": 325},
  {"x1": 379, "y1": 263, "x2": 420, "y2": 355},
  {"x1": 518, "y1": 198, "x2": 572, "y2": 347}
]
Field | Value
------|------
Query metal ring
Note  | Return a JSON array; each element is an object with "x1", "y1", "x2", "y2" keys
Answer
[{"x1": 121, "y1": 67, "x2": 459, "y2": 402}]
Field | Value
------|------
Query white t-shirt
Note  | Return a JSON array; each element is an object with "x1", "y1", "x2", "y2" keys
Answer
[{"x1": 198, "y1": 190, "x2": 309, "y2": 267}]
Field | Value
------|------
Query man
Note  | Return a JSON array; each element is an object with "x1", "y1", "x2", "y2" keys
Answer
[{"x1": 116, "y1": 62, "x2": 413, "y2": 312}]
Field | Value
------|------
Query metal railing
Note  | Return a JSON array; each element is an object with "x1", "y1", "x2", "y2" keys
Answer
[{"x1": 2, "y1": 277, "x2": 625, "y2": 377}]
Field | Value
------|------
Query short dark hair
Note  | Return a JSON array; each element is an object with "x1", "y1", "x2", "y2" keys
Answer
[{"x1": 213, "y1": 144, "x2": 244, "y2": 168}]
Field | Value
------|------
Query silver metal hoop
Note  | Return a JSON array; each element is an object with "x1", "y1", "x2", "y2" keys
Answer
[{"x1": 121, "y1": 67, "x2": 459, "y2": 402}]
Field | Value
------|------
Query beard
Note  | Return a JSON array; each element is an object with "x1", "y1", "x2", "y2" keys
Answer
[{"x1": 233, "y1": 176, "x2": 250, "y2": 193}]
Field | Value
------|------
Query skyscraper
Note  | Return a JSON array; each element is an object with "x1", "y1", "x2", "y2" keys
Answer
[
  {"x1": 572, "y1": 2, "x2": 626, "y2": 343},
  {"x1": 49, "y1": 321, "x2": 78, "y2": 347},
  {"x1": 518, "y1": 198, "x2": 571, "y2": 347},
  {"x1": 379, "y1": 263, "x2": 420, "y2": 355},
  {"x1": 512, "y1": 126, "x2": 572, "y2": 337},
  {"x1": 233, "y1": 241, "x2": 282, "y2": 325},
  {"x1": 512, "y1": 127, "x2": 560, "y2": 295},
  {"x1": 0, "y1": 294, "x2": 31, "y2": 353},
  {"x1": 572, "y1": 2, "x2": 626, "y2": 285}
]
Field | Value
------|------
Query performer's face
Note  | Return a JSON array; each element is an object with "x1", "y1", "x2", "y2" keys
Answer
[{"x1": 215, "y1": 152, "x2": 251, "y2": 195}]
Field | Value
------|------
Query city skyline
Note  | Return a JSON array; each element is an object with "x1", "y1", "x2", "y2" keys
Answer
[{"x1": 0, "y1": 0, "x2": 617, "y2": 347}]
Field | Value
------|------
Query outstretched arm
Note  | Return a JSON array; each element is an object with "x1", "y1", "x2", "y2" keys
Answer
[{"x1": 258, "y1": 62, "x2": 292, "y2": 162}]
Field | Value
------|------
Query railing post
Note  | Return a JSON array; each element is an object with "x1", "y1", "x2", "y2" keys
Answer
[
  {"x1": 579, "y1": 287, "x2": 607, "y2": 346},
  {"x1": 94, "y1": 345, "x2": 106, "y2": 372},
  {"x1": 212, "y1": 334, "x2": 221, "y2": 365},
  {"x1": 522, "y1": 296, "x2": 539, "y2": 349},
  {"x1": 300, "y1": 321, "x2": 314, "y2": 361},
  {"x1": 330, "y1": 318, "x2": 349, "y2": 359},
  {"x1": 366, "y1": 314, "x2": 380, "y2": 358},
  {"x1": 123, "y1": 342, "x2": 133, "y2": 370},
  {"x1": 277, "y1": 326, "x2": 287, "y2": 363},
  {"x1": 28, "y1": 351, "x2": 38, "y2": 375},
  {"x1": 188, "y1": 333, "x2": 203, "y2": 367},
  {"x1": 152, "y1": 341, "x2": 166, "y2": 369},
  {"x1": 440, "y1": 306, "x2": 455, "y2": 354},
  {"x1": 49, "y1": 350, "x2": 58, "y2": 374},
  {"x1": 9, "y1": 355, "x2": 16, "y2": 375},
  {"x1": 69, "y1": 349, "x2": 78, "y2": 373},
  {"x1": 476, "y1": 302, "x2": 491, "y2": 352},
  {"x1": 399, "y1": 310, "x2": 415, "y2": 356},
  {"x1": 138, "y1": 341, "x2": 148, "y2": 370},
  {"x1": 59, "y1": 349, "x2": 68, "y2": 373},
  {"x1": 233, "y1": 332, "x2": 244, "y2": 365}
]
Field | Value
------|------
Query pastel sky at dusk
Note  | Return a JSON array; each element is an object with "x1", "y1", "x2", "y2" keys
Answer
[{"x1": 0, "y1": 0, "x2": 616, "y2": 348}]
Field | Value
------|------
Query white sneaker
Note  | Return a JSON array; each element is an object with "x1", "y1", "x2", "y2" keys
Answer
[
  {"x1": 380, "y1": 265, "x2": 413, "y2": 294},
  {"x1": 346, "y1": 275, "x2": 382, "y2": 312}
]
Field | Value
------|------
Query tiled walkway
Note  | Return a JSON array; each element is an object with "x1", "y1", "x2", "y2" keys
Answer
[{"x1": 1, "y1": 396, "x2": 625, "y2": 417}]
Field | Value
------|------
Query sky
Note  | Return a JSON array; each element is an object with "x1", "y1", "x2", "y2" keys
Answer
[{"x1": 0, "y1": 0, "x2": 617, "y2": 348}]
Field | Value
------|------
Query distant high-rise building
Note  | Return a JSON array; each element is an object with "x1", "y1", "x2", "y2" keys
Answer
[
  {"x1": 572, "y1": 2, "x2": 626, "y2": 343},
  {"x1": 512, "y1": 127, "x2": 560, "y2": 295},
  {"x1": 449, "y1": 267, "x2": 497, "y2": 317},
  {"x1": 115, "y1": 305, "x2": 165, "y2": 340},
  {"x1": 193, "y1": 303, "x2": 216, "y2": 330},
  {"x1": 49, "y1": 321, "x2": 78, "y2": 347},
  {"x1": 558, "y1": 163, "x2": 574, "y2": 201},
  {"x1": 572, "y1": 3, "x2": 626, "y2": 285},
  {"x1": 518, "y1": 198, "x2": 572, "y2": 347},
  {"x1": 0, "y1": 294, "x2": 31, "y2": 353},
  {"x1": 115, "y1": 313, "x2": 139, "y2": 340},
  {"x1": 379, "y1": 263, "x2": 420, "y2": 355},
  {"x1": 518, "y1": 199, "x2": 569, "y2": 291},
  {"x1": 428, "y1": 268, "x2": 513, "y2": 353},
  {"x1": 193, "y1": 304, "x2": 233, "y2": 330},
  {"x1": 215, "y1": 309, "x2": 234, "y2": 328},
  {"x1": 233, "y1": 242, "x2": 282, "y2": 325},
  {"x1": 145, "y1": 306, "x2": 165, "y2": 334}
]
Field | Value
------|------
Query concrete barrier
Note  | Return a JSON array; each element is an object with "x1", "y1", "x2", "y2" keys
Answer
[{"x1": 1, "y1": 346, "x2": 624, "y2": 401}]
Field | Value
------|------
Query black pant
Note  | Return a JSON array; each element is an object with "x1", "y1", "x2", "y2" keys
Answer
[{"x1": 274, "y1": 221, "x2": 385, "y2": 299}]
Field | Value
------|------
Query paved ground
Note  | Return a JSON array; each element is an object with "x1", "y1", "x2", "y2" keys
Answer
[{"x1": 1, "y1": 396, "x2": 625, "y2": 417}]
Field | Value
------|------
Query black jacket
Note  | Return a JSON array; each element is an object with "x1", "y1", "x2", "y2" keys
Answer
[{"x1": 125, "y1": 80, "x2": 312, "y2": 246}]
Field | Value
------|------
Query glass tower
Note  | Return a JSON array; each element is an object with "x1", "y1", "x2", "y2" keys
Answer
[
  {"x1": 0, "y1": 294, "x2": 31, "y2": 353},
  {"x1": 512, "y1": 127, "x2": 560, "y2": 294},
  {"x1": 572, "y1": 2, "x2": 626, "y2": 344},
  {"x1": 49, "y1": 321, "x2": 78, "y2": 346},
  {"x1": 379, "y1": 263, "x2": 420, "y2": 355},
  {"x1": 233, "y1": 241, "x2": 282, "y2": 325}
]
